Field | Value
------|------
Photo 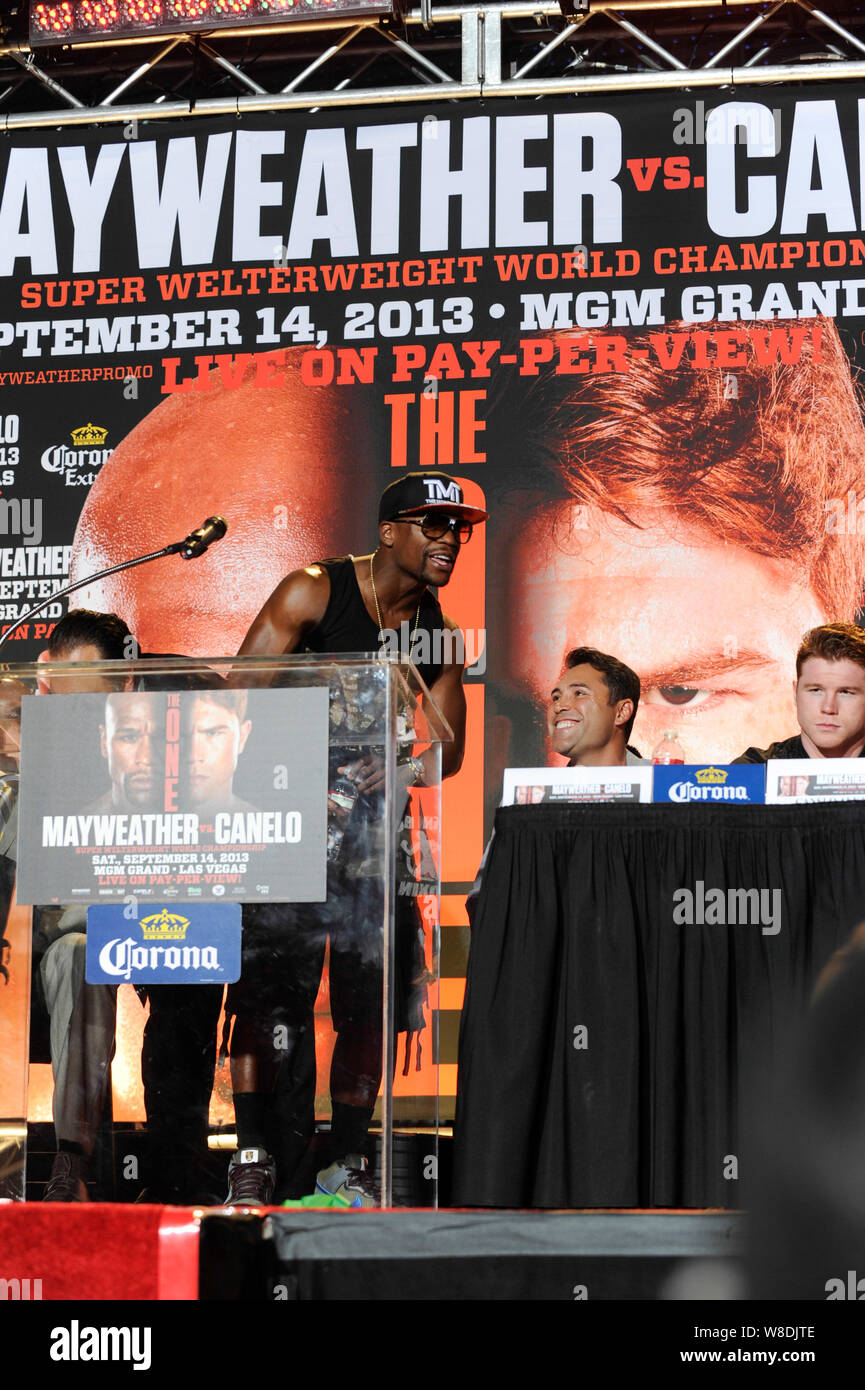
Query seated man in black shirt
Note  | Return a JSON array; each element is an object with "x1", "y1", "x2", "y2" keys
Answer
[{"x1": 735, "y1": 623, "x2": 865, "y2": 763}]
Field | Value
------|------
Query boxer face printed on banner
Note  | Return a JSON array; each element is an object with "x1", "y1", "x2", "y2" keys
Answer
[
  {"x1": 17, "y1": 686, "x2": 328, "y2": 905},
  {"x1": 99, "y1": 691, "x2": 163, "y2": 811},
  {"x1": 496, "y1": 318, "x2": 865, "y2": 767},
  {"x1": 180, "y1": 691, "x2": 252, "y2": 811},
  {"x1": 515, "y1": 508, "x2": 824, "y2": 765},
  {"x1": 778, "y1": 775, "x2": 811, "y2": 798},
  {"x1": 69, "y1": 351, "x2": 380, "y2": 658}
]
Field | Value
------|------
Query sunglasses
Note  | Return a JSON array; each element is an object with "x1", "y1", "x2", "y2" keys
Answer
[{"x1": 396, "y1": 513, "x2": 473, "y2": 544}]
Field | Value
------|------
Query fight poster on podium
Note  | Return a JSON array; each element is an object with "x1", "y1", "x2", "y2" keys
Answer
[{"x1": 15, "y1": 685, "x2": 329, "y2": 903}]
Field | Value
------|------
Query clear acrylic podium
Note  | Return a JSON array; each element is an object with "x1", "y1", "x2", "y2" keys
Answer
[{"x1": 0, "y1": 653, "x2": 448, "y2": 1209}]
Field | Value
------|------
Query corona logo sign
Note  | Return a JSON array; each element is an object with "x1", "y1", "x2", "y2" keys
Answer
[
  {"x1": 140, "y1": 908, "x2": 190, "y2": 941},
  {"x1": 41, "y1": 423, "x2": 111, "y2": 482},
  {"x1": 664, "y1": 766, "x2": 754, "y2": 803},
  {"x1": 86, "y1": 900, "x2": 240, "y2": 985},
  {"x1": 70, "y1": 423, "x2": 108, "y2": 448}
]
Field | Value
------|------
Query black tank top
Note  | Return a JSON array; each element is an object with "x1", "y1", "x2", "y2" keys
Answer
[{"x1": 305, "y1": 556, "x2": 445, "y2": 690}]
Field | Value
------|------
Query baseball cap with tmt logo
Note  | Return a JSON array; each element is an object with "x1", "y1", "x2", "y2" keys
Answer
[{"x1": 378, "y1": 472, "x2": 489, "y2": 525}]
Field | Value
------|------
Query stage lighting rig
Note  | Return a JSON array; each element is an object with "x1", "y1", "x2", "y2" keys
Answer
[
  {"x1": 29, "y1": 0, "x2": 402, "y2": 46},
  {"x1": 557, "y1": 0, "x2": 589, "y2": 17}
]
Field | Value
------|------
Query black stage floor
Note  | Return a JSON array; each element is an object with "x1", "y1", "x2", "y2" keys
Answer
[{"x1": 202, "y1": 1208, "x2": 744, "y2": 1301}]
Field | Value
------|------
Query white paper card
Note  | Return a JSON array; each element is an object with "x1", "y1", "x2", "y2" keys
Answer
[
  {"x1": 766, "y1": 758, "x2": 865, "y2": 803},
  {"x1": 502, "y1": 765, "x2": 654, "y2": 806}
]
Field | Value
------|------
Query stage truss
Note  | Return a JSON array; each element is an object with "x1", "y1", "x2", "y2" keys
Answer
[{"x1": 0, "y1": 2, "x2": 864, "y2": 127}]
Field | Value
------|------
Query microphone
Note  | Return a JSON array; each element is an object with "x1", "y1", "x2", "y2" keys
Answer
[
  {"x1": 180, "y1": 516, "x2": 227, "y2": 560},
  {"x1": 0, "y1": 515, "x2": 229, "y2": 648}
]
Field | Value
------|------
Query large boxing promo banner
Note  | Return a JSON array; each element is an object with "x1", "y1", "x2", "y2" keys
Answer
[{"x1": 2, "y1": 87, "x2": 865, "y2": 833}]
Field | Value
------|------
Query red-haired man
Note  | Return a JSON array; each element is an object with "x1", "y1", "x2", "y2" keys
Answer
[{"x1": 736, "y1": 623, "x2": 865, "y2": 762}]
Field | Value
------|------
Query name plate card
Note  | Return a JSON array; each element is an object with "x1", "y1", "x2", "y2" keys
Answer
[
  {"x1": 502, "y1": 765, "x2": 653, "y2": 806},
  {"x1": 766, "y1": 759, "x2": 865, "y2": 803}
]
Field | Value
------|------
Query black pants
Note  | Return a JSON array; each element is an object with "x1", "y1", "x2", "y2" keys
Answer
[{"x1": 142, "y1": 983, "x2": 224, "y2": 1201}]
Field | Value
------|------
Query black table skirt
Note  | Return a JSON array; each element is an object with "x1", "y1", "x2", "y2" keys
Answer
[{"x1": 452, "y1": 802, "x2": 865, "y2": 1208}]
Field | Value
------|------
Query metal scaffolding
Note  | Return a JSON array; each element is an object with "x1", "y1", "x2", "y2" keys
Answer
[{"x1": 1, "y1": 1, "x2": 865, "y2": 128}]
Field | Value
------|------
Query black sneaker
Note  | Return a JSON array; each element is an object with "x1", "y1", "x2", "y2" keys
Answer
[
  {"x1": 43, "y1": 1152, "x2": 89, "y2": 1202},
  {"x1": 224, "y1": 1147, "x2": 276, "y2": 1207},
  {"x1": 315, "y1": 1154, "x2": 380, "y2": 1208}
]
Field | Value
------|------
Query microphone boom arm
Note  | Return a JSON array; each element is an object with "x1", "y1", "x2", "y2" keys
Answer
[{"x1": 0, "y1": 533, "x2": 202, "y2": 652}]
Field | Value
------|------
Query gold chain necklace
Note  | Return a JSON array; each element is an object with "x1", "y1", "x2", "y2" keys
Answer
[{"x1": 370, "y1": 551, "x2": 420, "y2": 658}]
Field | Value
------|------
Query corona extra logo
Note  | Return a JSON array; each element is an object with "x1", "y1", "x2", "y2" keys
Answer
[
  {"x1": 70, "y1": 423, "x2": 108, "y2": 448},
  {"x1": 140, "y1": 908, "x2": 190, "y2": 941},
  {"x1": 695, "y1": 766, "x2": 727, "y2": 785}
]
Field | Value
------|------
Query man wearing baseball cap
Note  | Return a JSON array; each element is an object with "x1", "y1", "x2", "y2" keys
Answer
[
  {"x1": 239, "y1": 468, "x2": 487, "y2": 772},
  {"x1": 224, "y1": 471, "x2": 487, "y2": 1207}
]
